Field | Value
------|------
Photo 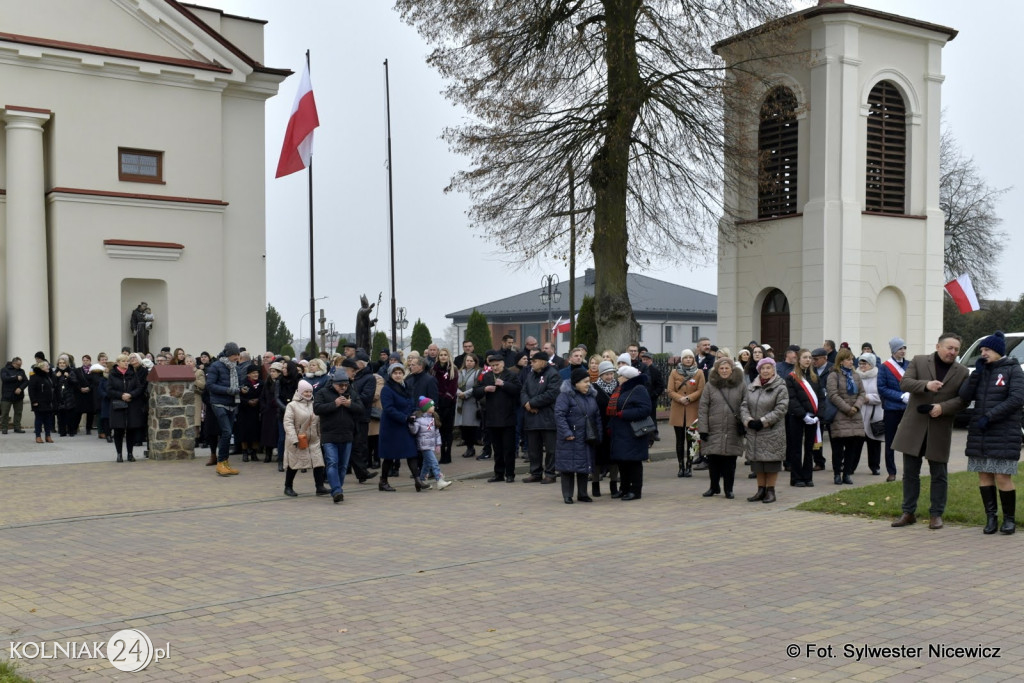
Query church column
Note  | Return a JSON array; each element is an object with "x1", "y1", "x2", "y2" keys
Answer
[{"x1": 3, "y1": 107, "x2": 52, "y2": 360}]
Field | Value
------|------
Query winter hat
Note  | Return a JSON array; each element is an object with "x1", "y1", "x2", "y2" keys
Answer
[
  {"x1": 756, "y1": 357, "x2": 776, "y2": 370},
  {"x1": 571, "y1": 367, "x2": 590, "y2": 385},
  {"x1": 331, "y1": 372, "x2": 351, "y2": 385},
  {"x1": 245, "y1": 364, "x2": 259, "y2": 375},
  {"x1": 223, "y1": 342, "x2": 240, "y2": 357},
  {"x1": 269, "y1": 362, "x2": 284, "y2": 372},
  {"x1": 597, "y1": 361, "x2": 615, "y2": 375},
  {"x1": 341, "y1": 358, "x2": 359, "y2": 370},
  {"x1": 418, "y1": 396, "x2": 434, "y2": 412},
  {"x1": 355, "y1": 350, "x2": 370, "y2": 363},
  {"x1": 618, "y1": 365, "x2": 640, "y2": 379},
  {"x1": 979, "y1": 331, "x2": 1007, "y2": 356},
  {"x1": 858, "y1": 353, "x2": 877, "y2": 367},
  {"x1": 680, "y1": 349, "x2": 695, "y2": 359},
  {"x1": 141, "y1": 358, "x2": 154, "y2": 370},
  {"x1": 617, "y1": 353, "x2": 632, "y2": 366},
  {"x1": 888, "y1": 337, "x2": 907, "y2": 356},
  {"x1": 761, "y1": 344, "x2": 772, "y2": 352},
  {"x1": 811, "y1": 347, "x2": 828, "y2": 358},
  {"x1": 297, "y1": 379, "x2": 314, "y2": 394},
  {"x1": 532, "y1": 351, "x2": 550, "y2": 362},
  {"x1": 387, "y1": 363, "x2": 406, "y2": 376}
]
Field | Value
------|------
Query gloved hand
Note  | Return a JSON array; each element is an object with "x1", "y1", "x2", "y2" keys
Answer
[
  {"x1": 917, "y1": 404, "x2": 934, "y2": 414},
  {"x1": 803, "y1": 414, "x2": 818, "y2": 425},
  {"x1": 407, "y1": 414, "x2": 416, "y2": 425},
  {"x1": 977, "y1": 415, "x2": 990, "y2": 431},
  {"x1": 699, "y1": 432, "x2": 709, "y2": 441},
  {"x1": 976, "y1": 358, "x2": 988, "y2": 372},
  {"x1": 901, "y1": 392, "x2": 910, "y2": 404},
  {"x1": 748, "y1": 419, "x2": 764, "y2": 431}
]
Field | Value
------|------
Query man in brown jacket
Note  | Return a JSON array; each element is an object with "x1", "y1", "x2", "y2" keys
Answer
[{"x1": 890, "y1": 333, "x2": 968, "y2": 530}]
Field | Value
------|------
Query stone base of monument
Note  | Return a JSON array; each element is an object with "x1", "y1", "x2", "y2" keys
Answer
[{"x1": 145, "y1": 365, "x2": 199, "y2": 460}]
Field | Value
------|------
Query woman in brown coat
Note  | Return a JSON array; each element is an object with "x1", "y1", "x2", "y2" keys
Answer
[
  {"x1": 697, "y1": 358, "x2": 746, "y2": 498},
  {"x1": 826, "y1": 348, "x2": 867, "y2": 485},
  {"x1": 666, "y1": 349, "x2": 705, "y2": 478},
  {"x1": 740, "y1": 358, "x2": 789, "y2": 503}
]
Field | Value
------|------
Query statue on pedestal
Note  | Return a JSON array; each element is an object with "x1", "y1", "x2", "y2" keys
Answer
[
  {"x1": 356, "y1": 294, "x2": 377, "y2": 352},
  {"x1": 130, "y1": 301, "x2": 152, "y2": 354}
]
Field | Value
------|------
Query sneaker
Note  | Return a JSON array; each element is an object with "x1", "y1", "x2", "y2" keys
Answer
[{"x1": 437, "y1": 478, "x2": 453, "y2": 490}]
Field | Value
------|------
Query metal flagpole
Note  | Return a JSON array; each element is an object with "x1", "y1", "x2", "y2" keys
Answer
[
  {"x1": 307, "y1": 49, "x2": 316, "y2": 356},
  {"x1": 384, "y1": 59, "x2": 398, "y2": 353}
]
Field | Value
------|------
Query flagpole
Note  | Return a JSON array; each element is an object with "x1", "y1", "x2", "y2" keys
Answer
[
  {"x1": 384, "y1": 59, "x2": 398, "y2": 352},
  {"x1": 306, "y1": 50, "x2": 316, "y2": 355}
]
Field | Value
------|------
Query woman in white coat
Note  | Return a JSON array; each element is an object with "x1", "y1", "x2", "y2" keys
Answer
[
  {"x1": 282, "y1": 379, "x2": 329, "y2": 497},
  {"x1": 857, "y1": 353, "x2": 884, "y2": 477}
]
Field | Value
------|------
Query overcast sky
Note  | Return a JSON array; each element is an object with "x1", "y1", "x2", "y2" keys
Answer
[{"x1": 200, "y1": 0, "x2": 1022, "y2": 347}]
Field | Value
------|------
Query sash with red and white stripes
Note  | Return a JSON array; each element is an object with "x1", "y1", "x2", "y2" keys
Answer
[
  {"x1": 792, "y1": 372, "x2": 822, "y2": 446},
  {"x1": 883, "y1": 359, "x2": 905, "y2": 380}
]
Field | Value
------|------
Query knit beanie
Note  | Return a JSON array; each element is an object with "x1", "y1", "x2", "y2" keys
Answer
[
  {"x1": 618, "y1": 366, "x2": 640, "y2": 379},
  {"x1": 979, "y1": 331, "x2": 1006, "y2": 356},
  {"x1": 858, "y1": 353, "x2": 877, "y2": 367},
  {"x1": 297, "y1": 379, "x2": 314, "y2": 394},
  {"x1": 598, "y1": 360, "x2": 615, "y2": 375},
  {"x1": 756, "y1": 357, "x2": 776, "y2": 370},
  {"x1": 888, "y1": 337, "x2": 907, "y2": 356},
  {"x1": 680, "y1": 349, "x2": 695, "y2": 359},
  {"x1": 617, "y1": 353, "x2": 632, "y2": 366},
  {"x1": 223, "y1": 342, "x2": 240, "y2": 357},
  {"x1": 387, "y1": 363, "x2": 405, "y2": 376},
  {"x1": 418, "y1": 396, "x2": 434, "y2": 412},
  {"x1": 571, "y1": 367, "x2": 590, "y2": 385}
]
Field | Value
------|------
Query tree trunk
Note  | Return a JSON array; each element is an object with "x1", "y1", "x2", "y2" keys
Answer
[{"x1": 591, "y1": 0, "x2": 642, "y2": 353}]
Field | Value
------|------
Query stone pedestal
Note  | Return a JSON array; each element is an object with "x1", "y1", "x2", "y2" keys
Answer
[{"x1": 145, "y1": 365, "x2": 199, "y2": 460}]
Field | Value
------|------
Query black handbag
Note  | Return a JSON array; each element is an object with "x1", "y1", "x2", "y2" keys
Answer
[
  {"x1": 630, "y1": 415, "x2": 657, "y2": 438},
  {"x1": 869, "y1": 405, "x2": 885, "y2": 437},
  {"x1": 112, "y1": 399, "x2": 128, "y2": 410},
  {"x1": 572, "y1": 394, "x2": 601, "y2": 445}
]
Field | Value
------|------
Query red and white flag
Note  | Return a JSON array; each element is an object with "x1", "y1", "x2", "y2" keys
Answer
[
  {"x1": 944, "y1": 274, "x2": 981, "y2": 314},
  {"x1": 553, "y1": 314, "x2": 576, "y2": 335},
  {"x1": 275, "y1": 61, "x2": 320, "y2": 178}
]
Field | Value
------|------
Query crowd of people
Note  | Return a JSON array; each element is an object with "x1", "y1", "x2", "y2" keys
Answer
[{"x1": 1, "y1": 329, "x2": 1019, "y2": 531}]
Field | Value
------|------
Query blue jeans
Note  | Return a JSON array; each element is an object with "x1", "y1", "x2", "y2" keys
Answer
[
  {"x1": 211, "y1": 404, "x2": 237, "y2": 462},
  {"x1": 323, "y1": 441, "x2": 352, "y2": 495},
  {"x1": 34, "y1": 411, "x2": 54, "y2": 437},
  {"x1": 420, "y1": 449, "x2": 440, "y2": 481}
]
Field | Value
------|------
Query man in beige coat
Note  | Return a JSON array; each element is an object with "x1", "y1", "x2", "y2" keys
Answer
[{"x1": 890, "y1": 333, "x2": 968, "y2": 530}]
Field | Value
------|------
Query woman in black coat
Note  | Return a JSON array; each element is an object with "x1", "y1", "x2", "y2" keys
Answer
[
  {"x1": 784, "y1": 349, "x2": 826, "y2": 488},
  {"x1": 29, "y1": 361, "x2": 57, "y2": 443},
  {"x1": 237, "y1": 364, "x2": 263, "y2": 461},
  {"x1": 107, "y1": 354, "x2": 146, "y2": 462},
  {"x1": 260, "y1": 362, "x2": 285, "y2": 464},
  {"x1": 605, "y1": 366, "x2": 652, "y2": 501},
  {"x1": 554, "y1": 369, "x2": 602, "y2": 504},
  {"x1": 52, "y1": 357, "x2": 78, "y2": 437},
  {"x1": 958, "y1": 331, "x2": 1024, "y2": 535}
]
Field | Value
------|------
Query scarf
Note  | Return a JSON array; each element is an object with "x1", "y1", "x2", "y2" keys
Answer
[
  {"x1": 596, "y1": 377, "x2": 618, "y2": 396},
  {"x1": 841, "y1": 366, "x2": 857, "y2": 395},
  {"x1": 606, "y1": 386, "x2": 622, "y2": 416},
  {"x1": 220, "y1": 357, "x2": 240, "y2": 403},
  {"x1": 676, "y1": 363, "x2": 698, "y2": 380}
]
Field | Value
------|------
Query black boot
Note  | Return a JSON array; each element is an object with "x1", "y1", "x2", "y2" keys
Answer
[
  {"x1": 609, "y1": 480, "x2": 621, "y2": 499},
  {"x1": 576, "y1": 474, "x2": 593, "y2": 502},
  {"x1": 264, "y1": 448, "x2": 273, "y2": 464},
  {"x1": 981, "y1": 486, "x2": 999, "y2": 534},
  {"x1": 314, "y1": 467, "x2": 331, "y2": 496},
  {"x1": 463, "y1": 446, "x2": 476, "y2": 458},
  {"x1": 591, "y1": 479, "x2": 601, "y2": 498},
  {"x1": 747, "y1": 486, "x2": 766, "y2": 502},
  {"x1": 1000, "y1": 489, "x2": 1016, "y2": 534},
  {"x1": 762, "y1": 486, "x2": 776, "y2": 504}
]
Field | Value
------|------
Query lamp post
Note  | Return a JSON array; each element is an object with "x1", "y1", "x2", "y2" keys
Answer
[
  {"x1": 539, "y1": 274, "x2": 562, "y2": 354},
  {"x1": 397, "y1": 306, "x2": 409, "y2": 352},
  {"x1": 298, "y1": 295, "x2": 329, "y2": 352}
]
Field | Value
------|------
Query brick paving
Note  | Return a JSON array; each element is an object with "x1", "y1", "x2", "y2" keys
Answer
[{"x1": 3, "y1": 428, "x2": 1022, "y2": 681}]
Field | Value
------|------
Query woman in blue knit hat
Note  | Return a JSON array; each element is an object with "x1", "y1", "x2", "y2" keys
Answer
[{"x1": 958, "y1": 331, "x2": 1024, "y2": 534}]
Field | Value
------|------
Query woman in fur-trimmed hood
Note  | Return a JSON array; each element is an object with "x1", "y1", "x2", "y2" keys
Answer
[{"x1": 697, "y1": 357, "x2": 746, "y2": 498}]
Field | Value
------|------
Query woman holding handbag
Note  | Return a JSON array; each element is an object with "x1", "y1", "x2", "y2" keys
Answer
[
  {"x1": 856, "y1": 353, "x2": 884, "y2": 476},
  {"x1": 554, "y1": 368, "x2": 602, "y2": 504},
  {"x1": 697, "y1": 357, "x2": 746, "y2": 498},
  {"x1": 606, "y1": 365, "x2": 651, "y2": 501},
  {"x1": 282, "y1": 379, "x2": 328, "y2": 497}
]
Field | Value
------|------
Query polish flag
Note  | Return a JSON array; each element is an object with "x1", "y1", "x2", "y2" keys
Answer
[
  {"x1": 275, "y1": 61, "x2": 320, "y2": 178},
  {"x1": 553, "y1": 314, "x2": 576, "y2": 334},
  {"x1": 944, "y1": 274, "x2": 981, "y2": 314}
]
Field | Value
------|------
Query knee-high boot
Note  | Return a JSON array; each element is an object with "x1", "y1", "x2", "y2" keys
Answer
[
  {"x1": 591, "y1": 471, "x2": 601, "y2": 497},
  {"x1": 560, "y1": 473, "x2": 575, "y2": 503},
  {"x1": 981, "y1": 486, "x2": 999, "y2": 534},
  {"x1": 1000, "y1": 489, "x2": 1016, "y2": 534},
  {"x1": 577, "y1": 473, "x2": 592, "y2": 502},
  {"x1": 313, "y1": 466, "x2": 330, "y2": 495}
]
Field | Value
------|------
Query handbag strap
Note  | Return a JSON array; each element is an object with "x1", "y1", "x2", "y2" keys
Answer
[{"x1": 714, "y1": 385, "x2": 742, "y2": 423}]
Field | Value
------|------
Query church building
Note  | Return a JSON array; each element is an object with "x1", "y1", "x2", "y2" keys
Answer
[
  {"x1": 0, "y1": 1, "x2": 288, "y2": 361},
  {"x1": 714, "y1": 0, "x2": 957, "y2": 354}
]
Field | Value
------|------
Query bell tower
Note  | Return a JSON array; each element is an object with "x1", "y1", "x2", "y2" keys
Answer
[{"x1": 714, "y1": 1, "x2": 957, "y2": 353}]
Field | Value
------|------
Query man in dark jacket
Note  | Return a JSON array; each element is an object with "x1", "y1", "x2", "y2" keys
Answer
[
  {"x1": 474, "y1": 352, "x2": 522, "y2": 482},
  {"x1": 695, "y1": 338, "x2": 715, "y2": 379},
  {"x1": 405, "y1": 357, "x2": 438, "y2": 404},
  {"x1": 520, "y1": 352, "x2": 562, "y2": 483},
  {"x1": 314, "y1": 373, "x2": 364, "y2": 503},
  {"x1": 877, "y1": 337, "x2": 909, "y2": 482},
  {"x1": 810, "y1": 348, "x2": 833, "y2": 471},
  {"x1": 1, "y1": 357, "x2": 29, "y2": 434},
  {"x1": 640, "y1": 351, "x2": 665, "y2": 441},
  {"x1": 350, "y1": 353, "x2": 379, "y2": 484},
  {"x1": 205, "y1": 342, "x2": 246, "y2": 476},
  {"x1": 558, "y1": 347, "x2": 586, "y2": 382}
]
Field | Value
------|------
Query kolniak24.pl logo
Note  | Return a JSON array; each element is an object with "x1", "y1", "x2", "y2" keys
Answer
[{"x1": 9, "y1": 629, "x2": 169, "y2": 672}]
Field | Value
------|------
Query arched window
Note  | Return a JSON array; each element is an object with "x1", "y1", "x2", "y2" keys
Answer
[
  {"x1": 757, "y1": 86, "x2": 799, "y2": 219},
  {"x1": 865, "y1": 80, "x2": 907, "y2": 214}
]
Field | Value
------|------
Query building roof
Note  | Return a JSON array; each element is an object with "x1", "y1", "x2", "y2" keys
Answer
[
  {"x1": 713, "y1": 1, "x2": 957, "y2": 53},
  {"x1": 447, "y1": 269, "x2": 717, "y2": 324}
]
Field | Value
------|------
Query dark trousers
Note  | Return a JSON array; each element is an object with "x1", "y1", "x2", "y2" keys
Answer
[
  {"x1": 561, "y1": 472, "x2": 589, "y2": 499},
  {"x1": 673, "y1": 425, "x2": 692, "y2": 469},
  {"x1": 902, "y1": 452, "x2": 947, "y2": 516},
  {"x1": 438, "y1": 397, "x2": 455, "y2": 463},
  {"x1": 865, "y1": 438, "x2": 882, "y2": 473},
  {"x1": 113, "y1": 427, "x2": 137, "y2": 456},
  {"x1": 883, "y1": 409, "x2": 904, "y2": 475},
  {"x1": 489, "y1": 426, "x2": 516, "y2": 478},
  {"x1": 527, "y1": 429, "x2": 556, "y2": 477},
  {"x1": 350, "y1": 421, "x2": 373, "y2": 479},
  {"x1": 368, "y1": 433, "x2": 380, "y2": 468},
  {"x1": 616, "y1": 460, "x2": 643, "y2": 497},
  {"x1": 786, "y1": 417, "x2": 818, "y2": 484},
  {"x1": 211, "y1": 405, "x2": 238, "y2": 462},
  {"x1": 34, "y1": 411, "x2": 55, "y2": 437},
  {"x1": 285, "y1": 465, "x2": 325, "y2": 491},
  {"x1": 831, "y1": 435, "x2": 863, "y2": 475},
  {"x1": 459, "y1": 425, "x2": 478, "y2": 455},
  {"x1": 707, "y1": 454, "x2": 738, "y2": 493},
  {"x1": 1, "y1": 399, "x2": 24, "y2": 431}
]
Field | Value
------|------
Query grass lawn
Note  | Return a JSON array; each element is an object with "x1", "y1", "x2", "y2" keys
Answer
[
  {"x1": 0, "y1": 661, "x2": 34, "y2": 683},
  {"x1": 795, "y1": 462, "x2": 1024, "y2": 529}
]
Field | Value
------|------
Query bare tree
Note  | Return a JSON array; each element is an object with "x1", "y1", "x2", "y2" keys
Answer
[
  {"x1": 395, "y1": 0, "x2": 793, "y2": 350},
  {"x1": 940, "y1": 127, "x2": 1009, "y2": 298}
]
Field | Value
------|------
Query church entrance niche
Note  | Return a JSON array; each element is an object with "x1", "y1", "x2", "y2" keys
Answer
[{"x1": 760, "y1": 289, "x2": 790, "y2": 354}]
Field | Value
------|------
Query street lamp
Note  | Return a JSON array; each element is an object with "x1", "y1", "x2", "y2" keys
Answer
[
  {"x1": 396, "y1": 306, "x2": 409, "y2": 352},
  {"x1": 298, "y1": 296, "x2": 329, "y2": 350},
  {"x1": 540, "y1": 274, "x2": 562, "y2": 353}
]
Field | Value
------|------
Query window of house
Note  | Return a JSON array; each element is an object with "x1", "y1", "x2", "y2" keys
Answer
[
  {"x1": 692, "y1": 326, "x2": 700, "y2": 343},
  {"x1": 119, "y1": 148, "x2": 164, "y2": 183},
  {"x1": 865, "y1": 80, "x2": 907, "y2": 214},
  {"x1": 757, "y1": 86, "x2": 799, "y2": 219},
  {"x1": 664, "y1": 326, "x2": 673, "y2": 343}
]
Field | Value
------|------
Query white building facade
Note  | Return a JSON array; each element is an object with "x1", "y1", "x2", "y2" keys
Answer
[
  {"x1": 0, "y1": 0, "x2": 287, "y2": 361},
  {"x1": 714, "y1": 1, "x2": 956, "y2": 354}
]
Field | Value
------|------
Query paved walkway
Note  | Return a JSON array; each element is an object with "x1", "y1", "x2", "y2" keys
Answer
[{"x1": 3, "y1": 428, "x2": 1021, "y2": 682}]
